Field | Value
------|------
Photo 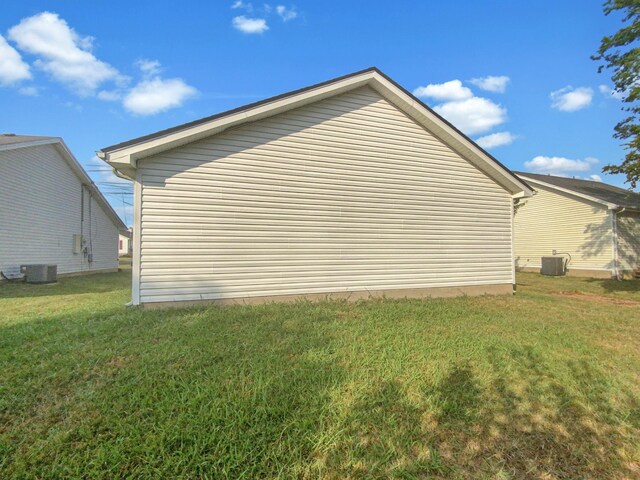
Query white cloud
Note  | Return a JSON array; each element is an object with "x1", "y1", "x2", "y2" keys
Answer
[
  {"x1": 18, "y1": 86, "x2": 39, "y2": 96},
  {"x1": 276, "y1": 5, "x2": 298, "y2": 21},
  {"x1": 4, "y1": 13, "x2": 197, "y2": 117},
  {"x1": 230, "y1": 3, "x2": 297, "y2": 32},
  {"x1": 475, "y1": 131, "x2": 516, "y2": 149},
  {"x1": 524, "y1": 155, "x2": 599, "y2": 175},
  {"x1": 8, "y1": 12, "x2": 123, "y2": 95},
  {"x1": 0, "y1": 35, "x2": 31, "y2": 85},
  {"x1": 96, "y1": 60, "x2": 196, "y2": 115},
  {"x1": 589, "y1": 174, "x2": 602, "y2": 182},
  {"x1": 97, "y1": 89, "x2": 121, "y2": 101},
  {"x1": 413, "y1": 79, "x2": 472, "y2": 101},
  {"x1": 470, "y1": 75, "x2": 510, "y2": 93},
  {"x1": 232, "y1": 16, "x2": 269, "y2": 33},
  {"x1": 598, "y1": 84, "x2": 624, "y2": 100},
  {"x1": 434, "y1": 97, "x2": 507, "y2": 135},
  {"x1": 414, "y1": 79, "x2": 508, "y2": 135},
  {"x1": 123, "y1": 76, "x2": 197, "y2": 116},
  {"x1": 136, "y1": 58, "x2": 161, "y2": 76},
  {"x1": 231, "y1": 1, "x2": 253, "y2": 10},
  {"x1": 550, "y1": 86, "x2": 593, "y2": 112},
  {"x1": 63, "y1": 100, "x2": 83, "y2": 111}
]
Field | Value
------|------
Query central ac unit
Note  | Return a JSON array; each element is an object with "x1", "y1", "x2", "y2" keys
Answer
[
  {"x1": 540, "y1": 257, "x2": 565, "y2": 276},
  {"x1": 20, "y1": 264, "x2": 58, "y2": 284}
]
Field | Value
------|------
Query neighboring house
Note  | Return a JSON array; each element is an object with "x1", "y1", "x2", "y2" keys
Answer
[
  {"x1": 514, "y1": 171, "x2": 640, "y2": 278},
  {"x1": 119, "y1": 229, "x2": 133, "y2": 256},
  {"x1": 98, "y1": 67, "x2": 532, "y2": 307},
  {"x1": 0, "y1": 134, "x2": 126, "y2": 278}
]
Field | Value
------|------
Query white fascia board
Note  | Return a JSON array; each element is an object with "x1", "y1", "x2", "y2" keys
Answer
[
  {"x1": 100, "y1": 72, "x2": 376, "y2": 168},
  {"x1": 100, "y1": 69, "x2": 530, "y2": 197},
  {"x1": 0, "y1": 137, "x2": 60, "y2": 152},
  {"x1": 369, "y1": 74, "x2": 532, "y2": 197},
  {"x1": 54, "y1": 141, "x2": 128, "y2": 230},
  {"x1": 519, "y1": 175, "x2": 618, "y2": 209}
]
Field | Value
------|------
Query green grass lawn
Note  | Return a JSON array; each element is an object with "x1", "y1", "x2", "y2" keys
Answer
[{"x1": 1, "y1": 271, "x2": 639, "y2": 479}]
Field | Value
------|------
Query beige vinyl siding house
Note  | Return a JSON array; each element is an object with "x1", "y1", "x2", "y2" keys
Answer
[
  {"x1": 0, "y1": 135, "x2": 126, "y2": 278},
  {"x1": 99, "y1": 68, "x2": 532, "y2": 306},
  {"x1": 514, "y1": 172, "x2": 640, "y2": 278},
  {"x1": 616, "y1": 211, "x2": 640, "y2": 272}
]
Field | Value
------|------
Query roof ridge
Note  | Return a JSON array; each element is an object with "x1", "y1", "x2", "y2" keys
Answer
[
  {"x1": 99, "y1": 67, "x2": 531, "y2": 196},
  {"x1": 100, "y1": 67, "x2": 381, "y2": 153}
]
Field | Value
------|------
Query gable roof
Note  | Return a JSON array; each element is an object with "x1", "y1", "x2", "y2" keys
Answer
[
  {"x1": 515, "y1": 171, "x2": 640, "y2": 210},
  {"x1": 0, "y1": 133, "x2": 58, "y2": 147},
  {"x1": 98, "y1": 67, "x2": 532, "y2": 198},
  {"x1": 0, "y1": 134, "x2": 127, "y2": 230}
]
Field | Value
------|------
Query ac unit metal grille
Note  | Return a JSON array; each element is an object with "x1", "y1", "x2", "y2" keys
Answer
[
  {"x1": 541, "y1": 257, "x2": 565, "y2": 276},
  {"x1": 20, "y1": 264, "x2": 58, "y2": 284}
]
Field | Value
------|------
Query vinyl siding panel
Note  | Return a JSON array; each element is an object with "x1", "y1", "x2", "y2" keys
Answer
[
  {"x1": 514, "y1": 184, "x2": 613, "y2": 272},
  {"x1": 0, "y1": 144, "x2": 119, "y2": 276},
  {"x1": 617, "y1": 211, "x2": 640, "y2": 272},
  {"x1": 138, "y1": 86, "x2": 514, "y2": 304}
]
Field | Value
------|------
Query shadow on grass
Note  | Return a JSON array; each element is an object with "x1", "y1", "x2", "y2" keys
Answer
[
  {"x1": 468, "y1": 347, "x2": 640, "y2": 478},
  {"x1": 3, "y1": 296, "x2": 639, "y2": 478},
  {"x1": 324, "y1": 379, "x2": 451, "y2": 477},
  {"x1": 325, "y1": 347, "x2": 639, "y2": 478},
  {"x1": 0, "y1": 270, "x2": 130, "y2": 299},
  {"x1": 584, "y1": 276, "x2": 640, "y2": 294}
]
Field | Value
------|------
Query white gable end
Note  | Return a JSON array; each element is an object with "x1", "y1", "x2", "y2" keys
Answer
[{"x1": 0, "y1": 144, "x2": 121, "y2": 276}]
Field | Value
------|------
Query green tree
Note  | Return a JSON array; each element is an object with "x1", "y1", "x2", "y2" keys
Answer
[{"x1": 593, "y1": 0, "x2": 640, "y2": 188}]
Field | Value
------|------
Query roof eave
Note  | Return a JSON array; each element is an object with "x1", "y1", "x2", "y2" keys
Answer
[
  {"x1": 100, "y1": 68, "x2": 531, "y2": 197},
  {"x1": 519, "y1": 175, "x2": 619, "y2": 209},
  {"x1": 99, "y1": 69, "x2": 377, "y2": 170},
  {"x1": 366, "y1": 72, "x2": 532, "y2": 197},
  {"x1": 52, "y1": 141, "x2": 128, "y2": 230},
  {"x1": 0, "y1": 137, "x2": 61, "y2": 152}
]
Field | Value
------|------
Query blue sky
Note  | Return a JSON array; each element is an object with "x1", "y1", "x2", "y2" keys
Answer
[{"x1": 0, "y1": 1, "x2": 631, "y2": 225}]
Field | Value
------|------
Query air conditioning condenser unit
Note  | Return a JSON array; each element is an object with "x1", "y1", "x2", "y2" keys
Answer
[
  {"x1": 20, "y1": 264, "x2": 57, "y2": 284},
  {"x1": 540, "y1": 257, "x2": 565, "y2": 276}
]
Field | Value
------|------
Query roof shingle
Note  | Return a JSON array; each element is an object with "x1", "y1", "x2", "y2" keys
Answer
[
  {"x1": 0, "y1": 134, "x2": 57, "y2": 146},
  {"x1": 515, "y1": 171, "x2": 640, "y2": 210}
]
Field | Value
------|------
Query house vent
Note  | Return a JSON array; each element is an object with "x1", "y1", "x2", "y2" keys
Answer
[
  {"x1": 20, "y1": 264, "x2": 57, "y2": 284},
  {"x1": 540, "y1": 257, "x2": 565, "y2": 276}
]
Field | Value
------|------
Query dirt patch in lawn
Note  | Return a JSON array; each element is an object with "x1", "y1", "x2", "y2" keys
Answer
[{"x1": 553, "y1": 291, "x2": 640, "y2": 306}]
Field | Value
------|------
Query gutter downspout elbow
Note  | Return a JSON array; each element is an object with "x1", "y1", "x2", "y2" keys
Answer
[{"x1": 112, "y1": 167, "x2": 131, "y2": 181}]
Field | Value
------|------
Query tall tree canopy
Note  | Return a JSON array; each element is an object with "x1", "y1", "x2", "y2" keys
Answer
[{"x1": 593, "y1": 0, "x2": 640, "y2": 188}]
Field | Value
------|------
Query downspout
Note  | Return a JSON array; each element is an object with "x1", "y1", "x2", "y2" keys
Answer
[
  {"x1": 611, "y1": 207, "x2": 625, "y2": 281},
  {"x1": 510, "y1": 197, "x2": 516, "y2": 292}
]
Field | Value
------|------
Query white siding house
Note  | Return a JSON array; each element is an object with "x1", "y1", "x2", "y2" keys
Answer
[
  {"x1": 514, "y1": 172, "x2": 640, "y2": 278},
  {"x1": 98, "y1": 68, "x2": 532, "y2": 306},
  {"x1": 119, "y1": 229, "x2": 132, "y2": 256},
  {"x1": 0, "y1": 135, "x2": 126, "y2": 278}
]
